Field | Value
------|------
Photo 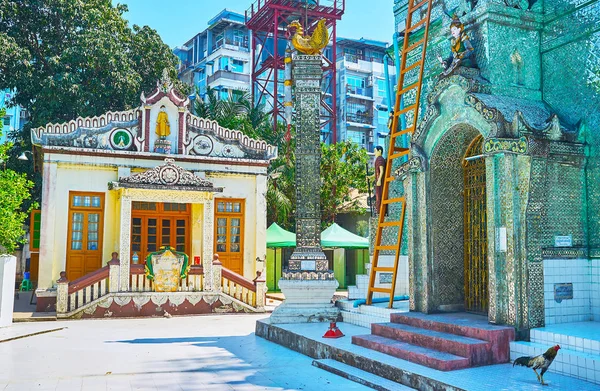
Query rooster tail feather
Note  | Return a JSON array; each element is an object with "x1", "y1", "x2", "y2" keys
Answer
[{"x1": 513, "y1": 356, "x2": 532, "y2": 367}]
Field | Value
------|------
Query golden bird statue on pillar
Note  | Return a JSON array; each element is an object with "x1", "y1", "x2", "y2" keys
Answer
[{"x1": 288, "y1": 19, "x2": 330, "y2": 55}]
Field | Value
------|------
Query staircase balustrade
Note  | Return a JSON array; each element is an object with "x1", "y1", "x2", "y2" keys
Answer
[{"x1": 56, "y1": 254, "x2": 266, "y2": 316}]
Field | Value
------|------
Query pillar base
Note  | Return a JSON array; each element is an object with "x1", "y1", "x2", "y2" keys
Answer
[{"x1": 270, "y1": 279, "x2": 340, "y2": 324}]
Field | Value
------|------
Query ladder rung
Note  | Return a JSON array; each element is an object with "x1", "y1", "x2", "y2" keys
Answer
[
  {"x1": 410, "y1": 0, "x2": 430, "y2": 12},
  {"x1": 391, "y1": 126, "x2": 416, "y2": 138},
  {"x1": 397, "y1": 81, "x2": 419, "y2": 96},
  {"x1": 372, "y1": 267, "x2": 395, "y2": 272},
  {"x1": 401, "y1": 60, "x2": 423, "y2": 75},
  {"x1": 369, "y1": 287, "x2": 393, "y2": 294},
  {"x1": 382, "y1": 197, "x2": 405, "y2": 205},
  {"x1": 375, "y1": 245, "x2": 397, "y2": 251},
  {"x1": 407, "y1": 17, "x2": 428, "y2": 33},
  {"x1": 398, "y1": 103, "x2": 417, "y2": 115},
  {"x1": 404, "y1": 38, "x2": 425, "y2": 55},
  {"x1": 389, "y1": 150, "x2": 409, "y2": 160},
  {"x1": 378, "y1": 220, "x2": 403, "y2": 227},
  {"x1": 384, "y1": 175, "x2": 396, "y2": 182}
]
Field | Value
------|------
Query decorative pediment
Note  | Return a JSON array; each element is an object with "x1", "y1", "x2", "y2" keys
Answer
[
  {"x1": 115, "y1": 159, "x2": 223, "y2": 192},
  {"x1": 185, "y1": 115, "x2": 278, "y2": 160},
  {"x1": 141, "y1": 69, "x2": 190, "y2": 107},
  {"x1": 31, "y1": 110, "x2": 141, "y2": 151}
]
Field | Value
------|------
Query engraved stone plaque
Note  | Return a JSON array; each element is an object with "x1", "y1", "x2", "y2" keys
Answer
[{"x1": 554, "y1": 283, "x2": 573, "y2": 303}]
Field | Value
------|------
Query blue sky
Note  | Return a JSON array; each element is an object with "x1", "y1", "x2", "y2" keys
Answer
[{"x1": 116, "y1": 0, "x2": 396, "y2": 48}]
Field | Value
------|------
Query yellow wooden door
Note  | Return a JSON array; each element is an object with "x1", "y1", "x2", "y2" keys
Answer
[
  {"x1": 66, "y1": 193, "x2": 104, "y2": 281},
  {"x1": 214, "y1": 199, "x2": 245, "y2": 274},
  {"x1": 463, "y1": 135, "x2": 488, "y2": 314}
]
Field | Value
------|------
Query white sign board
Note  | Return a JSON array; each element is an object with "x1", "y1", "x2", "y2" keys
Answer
[
  {"x1": 300, "y1": 260, "x2": 316, "y2": 271},
  {"x1": 555, "y1": 235, "x2": 572, "y2": 247}
]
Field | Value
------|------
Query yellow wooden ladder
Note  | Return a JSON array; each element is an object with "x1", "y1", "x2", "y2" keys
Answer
[{"x1": 366, "y1": 0, "x2": 434, "y2": 308}]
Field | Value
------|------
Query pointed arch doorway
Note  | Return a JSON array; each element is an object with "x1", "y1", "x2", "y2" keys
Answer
[{"x1": 462, "y1": 135, "x2": 488, "y2": 314}]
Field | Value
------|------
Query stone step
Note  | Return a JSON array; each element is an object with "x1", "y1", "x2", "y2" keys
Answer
[
  {"x1": 352, "y1": 334, "x2": 471, "y2": 371},
  {"x1": 391, "y1": 312, "x2": 514, "y2": 363},
  {"x1": 372, "y1": 322, "x2": 491, "y2": 365},
  {"x1": 312, "y1": 359, "x2": 415, "y2": 390},
  {"x1": 511, "y1": 341, "x2": 600, "y2": 385}
]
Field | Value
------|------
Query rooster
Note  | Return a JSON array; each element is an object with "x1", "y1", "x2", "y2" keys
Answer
[
  {"x1": 287, "y1": 19, "x2": 330, "y2": 55},
  {"x1": 513, "y1": 345, "x2": 560, "y2": 385}
]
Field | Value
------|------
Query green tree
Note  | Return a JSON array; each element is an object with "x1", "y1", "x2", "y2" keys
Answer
[
  {"x1": 319, "y1": 140, "x2": 369, "y2": 228},
  {"x1": 0, "y1": 108, "x2": 35, "y2": 253},
  {"x1": 0, "y1": 0, "x2": 189, "y2": 206}
]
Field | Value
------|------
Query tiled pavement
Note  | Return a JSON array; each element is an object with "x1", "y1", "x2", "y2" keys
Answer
[
  {"x1": 0, "y1": 314, "x2": 372, "y2": 391},
  {"x1": 264, "y1": 320, "x2": 600, "y2": 391}
]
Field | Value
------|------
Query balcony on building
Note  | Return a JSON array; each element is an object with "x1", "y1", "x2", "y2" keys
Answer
[
  {"x1": 207, "y1": 69, "x2": 251, "y2": 85},
  {"x1": 213, "y1": 37, "x2": 250, "y2": 53}
]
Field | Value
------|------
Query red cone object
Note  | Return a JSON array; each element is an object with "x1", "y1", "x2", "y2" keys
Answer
[{"x1": 323, "y1": 322, "x2": 344, "y2": 338}]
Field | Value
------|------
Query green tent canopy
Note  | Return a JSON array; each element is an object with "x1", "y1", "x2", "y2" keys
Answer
[
  {"x1": 266, "y1": 223, "x2": 296, "y2": 248},
  {"x1": 320, "y1": 223, "x2": 369, "y2": 249}
]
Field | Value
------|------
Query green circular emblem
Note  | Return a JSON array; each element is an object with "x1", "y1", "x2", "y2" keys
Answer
[{"x1": 110, "y1": 129, "x2": 133, "y2": 150}]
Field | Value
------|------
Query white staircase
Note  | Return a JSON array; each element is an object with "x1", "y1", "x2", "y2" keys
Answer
[
  {"x1": 337, "y1": 299, "x2": 409, "y2": 328},
  {"x1": 347, "y1": 258, "x2": 409, "y2": 300}
]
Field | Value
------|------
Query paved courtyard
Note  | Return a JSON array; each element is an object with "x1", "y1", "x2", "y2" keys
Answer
[{"x1": 0, "y1": 314, "x2": 371, "y2": 391}]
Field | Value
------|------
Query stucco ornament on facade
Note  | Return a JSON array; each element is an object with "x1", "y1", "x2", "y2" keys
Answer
[{"x1": 115, "y1": 158, "x2": 223, "y2": 192}]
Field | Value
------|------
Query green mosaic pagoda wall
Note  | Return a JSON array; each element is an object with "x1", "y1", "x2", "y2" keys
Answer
[
  {"x1": 540, "y1": 0, "x2": 600, "y2": 250},
  {"x1": 392, "y1": 0, "x2": 600, "y2": 253}
]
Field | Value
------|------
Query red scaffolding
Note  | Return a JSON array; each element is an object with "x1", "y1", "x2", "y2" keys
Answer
[{"x1": 245, "y1": 0, "x2": 344, "y2": 141}]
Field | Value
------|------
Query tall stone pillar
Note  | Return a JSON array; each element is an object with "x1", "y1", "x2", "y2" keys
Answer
[
  {"x1": 270, "y1": 55, "x2": 339, "y2": 324},
  {"x1": 286, "y1": 55, "x2": 330, "y2": 277}
]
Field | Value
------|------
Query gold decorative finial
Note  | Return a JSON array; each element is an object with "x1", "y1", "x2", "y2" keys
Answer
[{"x1": 288, "y1": 19, "x2": 330, "y2": 55}]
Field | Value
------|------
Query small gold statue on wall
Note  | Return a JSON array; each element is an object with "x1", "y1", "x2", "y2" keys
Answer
[
  {"x1": 437, "y1": 15, "x2": 477, "y2": 77},
  {"x1": 288, "y1": 19, "x2": 330, "y2": 55},
  {"x1": 155, "y1": 105, "x2": 170, "y2": 138}
]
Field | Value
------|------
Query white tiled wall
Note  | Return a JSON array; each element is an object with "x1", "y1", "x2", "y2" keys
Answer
[
  {"x1": 348, "y1": 256, "x2": 409, "y2": 300},
  {"x1": 592, "y1": 259, "x2": 600, "y2": 321},
  {"x1": 510, "y1": 341, "x2": 600, "y2": 384},
  {"x1": 371, "y1": 255, "x2": 409, "y2": 296},
  {"x1": 543, "y1": 259, "x2": 593, "y2": 325}
]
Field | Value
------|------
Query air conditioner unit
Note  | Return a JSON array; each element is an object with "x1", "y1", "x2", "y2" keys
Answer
[{"x1": 366, "y1": 76, "x2": 374, "y2": 87}]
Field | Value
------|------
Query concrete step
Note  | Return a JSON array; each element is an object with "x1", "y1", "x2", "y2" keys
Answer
[
  {"x1": 391, "y1": 312, "x2": 514, "y2": 363},
  {"x1": 372, "y1": 322, "x2": 491, "y2": 365},
  {"x1": 511, "y1": 341, "x2": 600, "y2": 385},
  {"x1": 313, "y1": 359, "x2": 415, "y2": 390},
  {"x1": 352, "y1": 334, "x2": 471, "y2": 371}
]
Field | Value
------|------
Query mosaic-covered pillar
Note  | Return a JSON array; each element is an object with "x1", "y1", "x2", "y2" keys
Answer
[
  {"x1": 284, "y1": 55, "x2": 332, "y2": 279},
  {"x1": 404, "y1": 169, "x2": 432, "y2": 313},
  {"x1": 485, "y1": 152, "x2": 532, "y2": 331},
  {"x1": 270, "y1": 54, "x2": 338, "y2": 324}
]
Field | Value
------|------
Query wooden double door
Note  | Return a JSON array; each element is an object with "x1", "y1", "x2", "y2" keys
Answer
[
  {"x1": 214, "y1": 199, "x2": 245, "y2": 274},
  {"x1": 130, "y1": 202, "x2": 190, "y2": 263},
  {"x1": 66, "y1": 193, "x2": 104, "y2": 281}
]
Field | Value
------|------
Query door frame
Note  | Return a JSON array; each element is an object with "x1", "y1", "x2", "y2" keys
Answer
[
  {"x1": 214, "y1": 198, "x2": 245, "y2": 275},
  {"x1": 66, "y1": 191, "x2": 105, "y2": 280}
]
